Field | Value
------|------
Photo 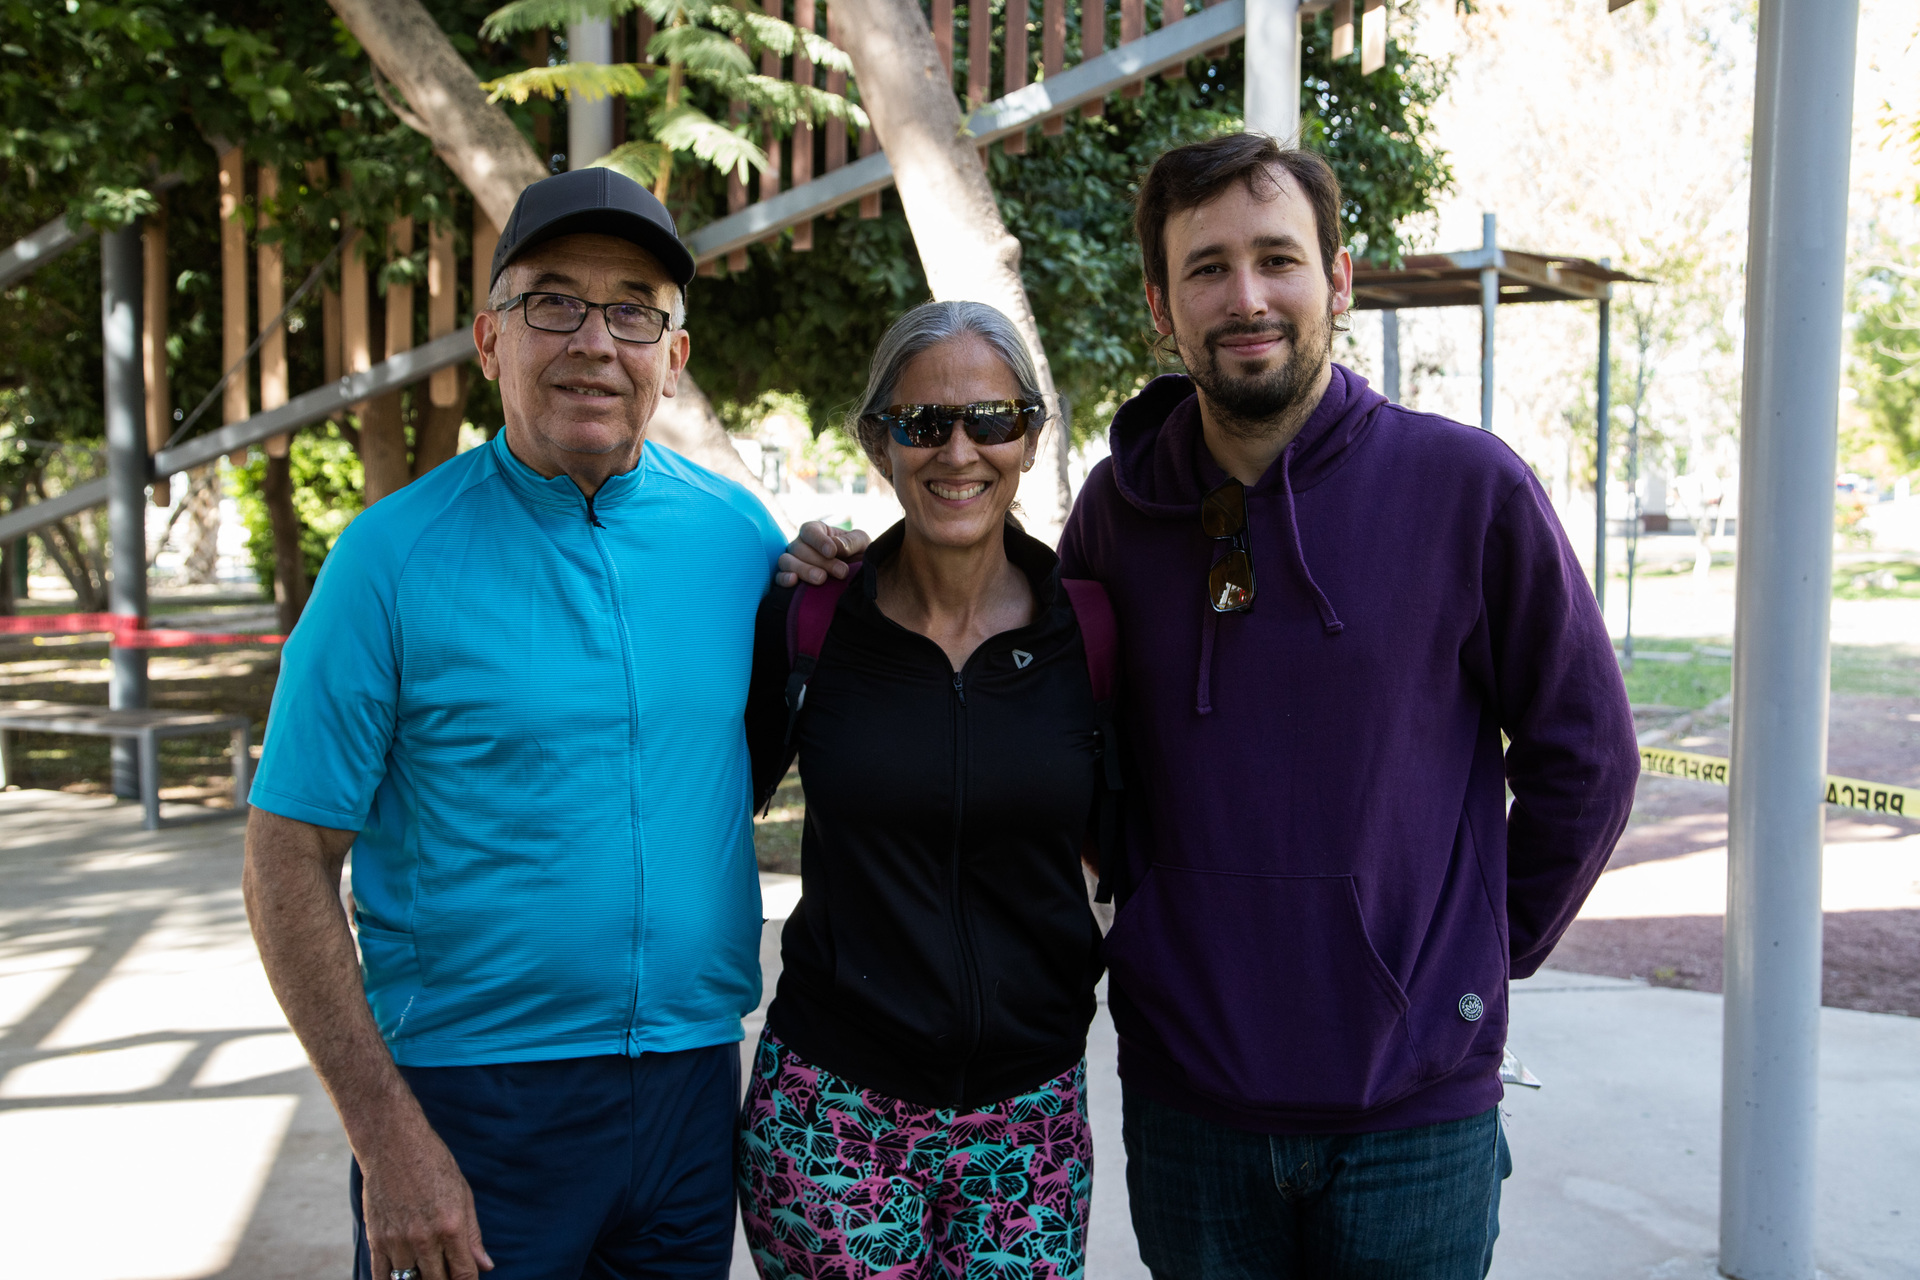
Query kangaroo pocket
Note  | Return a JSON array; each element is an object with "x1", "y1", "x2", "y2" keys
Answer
[{"x1": 1104, "y1": 867, "x2": 1425, "y2": 1114}]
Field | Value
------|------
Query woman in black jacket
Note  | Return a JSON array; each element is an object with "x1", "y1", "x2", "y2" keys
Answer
[{"x1": 739, "y1": 300, "x2": 1111, "y2": 1280}]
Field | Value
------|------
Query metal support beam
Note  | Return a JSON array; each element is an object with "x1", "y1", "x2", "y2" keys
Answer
[
  {"x1": 1721, "y1": 1, "x2": 1860, "y2": 1276},
  {"x1": 1478, "y1": 212, "x2": 1496, "y2": 431},
  {"x1": 1244, "y1": 0, "x2": 1302, "y2": 143},
  {"x1": 1, "y1": 216, "x2": 94, "y2": 292},
  {"x1": 102, "y1": 223, "x2": 148, "y2": 799},
  {"x1": 0, "y1": 330, "x2": 478, "y2": 545},
  {"x1": 1595, "y1": 291, "x2": 1611, "y2": 613},
  {"x1": 567, "y1": 18, "x2": 615, "y2": 167}
]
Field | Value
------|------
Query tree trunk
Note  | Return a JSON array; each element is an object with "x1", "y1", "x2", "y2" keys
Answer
[
  {"x1": 357, "y1": 395, "x2": 412, "y2": 503},
  {"x1": 327, "y1": 0, "x2": 788, "y2": 530},
  {"x1": 818, "y1": 0, "x2": 1070, "y2": 538},
  {"x1": 261, "y1": 451, "x2": 310, "y2": 632}
]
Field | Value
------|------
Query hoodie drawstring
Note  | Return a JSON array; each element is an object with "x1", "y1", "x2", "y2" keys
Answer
[
  {"x1": 1196, "y1": 606, "x2": 1219, "y2": 715},
  {"x1": 1195, "y1": 449, "x2": 1344, "y2": 717},
  {"x1": 1279, "y1": 448, "x2": 1346, "y2": 636}
]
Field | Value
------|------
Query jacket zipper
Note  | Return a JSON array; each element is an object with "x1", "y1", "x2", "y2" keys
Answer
[
  {"x1": 948, "y1": 666, "x2": 986, "y2": 1087},
  {"x1": 582, "y1": 488, "x2": 643, "y2": 1051}
]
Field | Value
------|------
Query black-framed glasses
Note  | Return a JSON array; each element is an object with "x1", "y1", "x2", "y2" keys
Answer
[
  {"x1": 1202, "y1": 478, "x2": 1256, "y2": 613},
  {"x1": 861, "y1": 400, "x2": 1044, "y2": 450},
  {"x1": 501, "y1": 291, "x2": 674, "y2": 345}
]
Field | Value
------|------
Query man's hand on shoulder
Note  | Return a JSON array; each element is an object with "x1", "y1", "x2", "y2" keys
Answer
[
  {"x1": 775, "y1": 521, "x2": 870, "y2": 587},
  {"x1": 362, "y1": 1121, "x2": 495, "y2": 1280}
]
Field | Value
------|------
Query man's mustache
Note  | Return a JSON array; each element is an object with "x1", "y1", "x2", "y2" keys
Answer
[{"x1": 1202, "y1": 320, "x2": 1298, "y2": 349}]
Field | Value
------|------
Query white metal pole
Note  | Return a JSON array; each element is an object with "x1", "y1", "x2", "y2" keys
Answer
[
  {"x1": 1381, "y1": 309, "x2": 1400, "y2": 404},
  {"x1": 1478, "y1": 211, "x2": 1495, "y2": 432},
  {"x1": 1243, "y1": 0, "x2": 1302, "y2": 144},
  {"x1": 567, "y1": 18, "x2": 615, "y2": 168},
  {"x1": 102, "y1": 222, "x2": 149, "y2": 799},
  {"x1": 1721, "y1": 2, "x2": 1859, "y2": 1277}
]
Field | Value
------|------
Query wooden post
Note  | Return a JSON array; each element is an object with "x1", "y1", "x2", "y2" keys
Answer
[
  {"x1": 473, "y1": 205, "x2": 500, "y2": 308},
  {"x1": 219, "y1": 147, "x2": 250, "y2": 463},
  {"x1": 1043, "y1": 0, "x2": 1066, "y2": 135},
  {"x1": 302, "y1": 161, "x2": 343, "y2": 402},
  {"x1": 933, "y1": 0, "x2": 954, "y2": 81},
  {"x1": 1081, "y1": 0, "x2": 1105, "y2": 117},
  {"x1": 1162, "y1": 0, "x2": 1185, "y2": 79},
  {"x1": 141, "y1": 196, "x2": 170, "y2": 505},
  {"x1": 342, "y1": 231, "x2": 372, "y2": 402},
  {"x1": 761, "y1": 0, "x2": 783, "y2": 219},
  {"x1": 428, "y1": 219, "x2": 459, "y2": 405},
  {"x1": 528, "y1": 31, "x2": 552, "y2": 156},
  {"x1": 792, "y1": 0, "x2": 816, "y2": 250},
  {"x1": 727, "y1": 84, "x2": 750, "y2": 271},
  {"x1": 826, "y1": 7, "x2": 849, "y2": 174},
  {"x1": 1120, "y1": 0, "x2": 1144, "y2": 95},
  {"x1": 1360, "y1": 0, "x2": 1385, "y2": 74},
  {"x1": 257, "y1": 166, "x2": 290, "y2": 457},
  {"x1": 1332, "y1": 0, "x2": 1353, "y2": 58},
  {"x1": 386, "y1": 218, "x2": 415, "y2": 362},
  {"x1": 1003, "y1": 0, "x2": 1029, "y2": 151},
  {"x1": 859, "y1": 123, "x2": 882, "y2": 217},
  {"x1": 358, "y1": 219, "x2": 414, "y2": 503}
]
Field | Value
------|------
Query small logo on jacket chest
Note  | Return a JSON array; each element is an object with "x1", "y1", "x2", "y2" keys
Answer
[
  {"x1": 1459, "y1": 993, "x2": 1485, "y2": 1022},
  {"x1": 1012, "y1": 649, "x2": 1034, "y2": 669}
]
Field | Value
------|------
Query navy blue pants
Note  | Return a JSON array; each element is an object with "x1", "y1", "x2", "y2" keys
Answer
[
  {"x1": 352, "y1": 1045, "x2": 740, "y2": 1280},
  {"x1": 1123, "y1": 1091, "x2": 1511, "y2": 1280}
]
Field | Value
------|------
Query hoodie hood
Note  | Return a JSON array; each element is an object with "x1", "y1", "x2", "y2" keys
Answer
[
  {"x1": 1106, "y1": 363, "x2": 1388, "y2": 517},
  {"x1": 1107, "y1": 364, "x2": 1387, "y2": 710}
]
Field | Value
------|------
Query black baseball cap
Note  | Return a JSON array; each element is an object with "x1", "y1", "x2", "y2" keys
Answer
[{"x1": 490, "y1": 167, "x2": 697, "y2": 290}]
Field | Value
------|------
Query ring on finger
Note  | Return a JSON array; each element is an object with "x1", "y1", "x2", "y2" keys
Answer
[{"x1": 390, "y1": 1269, "x2": 420, "y2": 1280}]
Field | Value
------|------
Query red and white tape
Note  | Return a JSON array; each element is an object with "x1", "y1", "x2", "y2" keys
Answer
[{"x1": 0, "y1": 612, "x2": 285, "y2": 648}]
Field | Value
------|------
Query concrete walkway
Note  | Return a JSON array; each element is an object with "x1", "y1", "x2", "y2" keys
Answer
[{"x1": 2, "y1": 789, "x2": 1914, "y2": 1279}]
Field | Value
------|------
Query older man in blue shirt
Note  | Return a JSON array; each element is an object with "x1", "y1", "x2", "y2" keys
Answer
[{"x1": 243, "y1": 169, "x2": 786, "y2": 1280}]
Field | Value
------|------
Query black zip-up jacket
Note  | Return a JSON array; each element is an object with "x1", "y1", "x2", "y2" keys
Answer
[{"x1": 745, "y1": 521, "x2": 1106, "y2": 1110}]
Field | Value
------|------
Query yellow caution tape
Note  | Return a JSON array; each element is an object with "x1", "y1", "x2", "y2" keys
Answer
[{"x1": 1639, "y1": 747, "x2": 1918, "y2": 819}]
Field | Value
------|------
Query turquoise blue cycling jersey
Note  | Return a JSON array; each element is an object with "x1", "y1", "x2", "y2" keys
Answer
[{"x1": 251, "y1": 429, "x2": 788, "y2": 1067}]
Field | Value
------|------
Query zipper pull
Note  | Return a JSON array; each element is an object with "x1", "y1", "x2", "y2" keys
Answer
[
  {"x1": 952, "y1": 672, "x2": 966, "y2": 705},
  {"x1": 584, "y1": 490, "x2": 605, "y2": 529}
]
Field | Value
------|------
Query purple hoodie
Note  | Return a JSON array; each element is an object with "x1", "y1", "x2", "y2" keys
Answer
[{"x1": 1059, "y1": 365, "x2": 1638, "y2": 1135}]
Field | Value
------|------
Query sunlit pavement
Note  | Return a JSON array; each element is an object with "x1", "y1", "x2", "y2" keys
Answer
[{"x1": 5, "y1": 790, "x2": 1914, "y2": 1280}]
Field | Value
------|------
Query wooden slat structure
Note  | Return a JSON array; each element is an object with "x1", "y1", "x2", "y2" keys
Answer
[{"x1": 711, "y1": 0, "x2": 1376, "y2": 264}]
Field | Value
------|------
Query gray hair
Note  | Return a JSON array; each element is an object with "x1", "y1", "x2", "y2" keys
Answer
[
  {"x1": 487, "y1": 261, "x2": 687, "y2": 331},
  {"x1": 849, "y1": 300, "x2": 1047, "y2": 466}
]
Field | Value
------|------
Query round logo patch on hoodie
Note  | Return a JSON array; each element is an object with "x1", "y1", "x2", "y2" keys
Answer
[{"x1": 1459, "y1": 993, "x2": 1485, "y2": 1022}]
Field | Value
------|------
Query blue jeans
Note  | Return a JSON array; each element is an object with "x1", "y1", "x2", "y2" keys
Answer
[
  {"x1": 352, "y1": 1045, "x2": 741, "y2": 1280},
  {"x1": 1122, "y1": 1091, "x2": 1511, "y2": 1280}
]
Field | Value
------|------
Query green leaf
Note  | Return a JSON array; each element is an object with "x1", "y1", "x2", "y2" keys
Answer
[
  {"x1": 482, "y1": 61, "x2": 655, "y2": 104},
  {"x1": 481, "y1": 0, "x2": 650, "y2": 42},
  {"x1": 650, "y1": 103, "x2": 771, "y2": 177},
  {"x1": 647, "y1": 24, "x2": 754, "y2": 78},
  {"x1": 590, "y1": 139, "x2": 670, "y2": 187}
]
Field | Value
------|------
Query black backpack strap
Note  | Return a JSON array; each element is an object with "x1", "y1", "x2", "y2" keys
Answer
[{"x1": 1061, "y1": 578, "x2": 1126, "y2": 905}]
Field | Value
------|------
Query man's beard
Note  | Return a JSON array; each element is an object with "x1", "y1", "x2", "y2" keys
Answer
[{"x1": 1178, "y1": 301, "x2": 1334, "y2": 436}]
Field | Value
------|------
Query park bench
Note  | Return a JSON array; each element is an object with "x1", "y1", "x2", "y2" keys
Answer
[{"x1": 0, "y1": 701, "x2": 252, "y2": 831}]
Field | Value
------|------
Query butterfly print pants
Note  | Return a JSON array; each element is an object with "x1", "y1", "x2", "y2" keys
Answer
[{"x1": 736, "y1": 1030, "x2": 1093, "y2": 1279}]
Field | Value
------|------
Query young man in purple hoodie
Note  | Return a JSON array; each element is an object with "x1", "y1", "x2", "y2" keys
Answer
[{"x1": 1053, "y1": 134, "x2": 1640, "y2": 1277}]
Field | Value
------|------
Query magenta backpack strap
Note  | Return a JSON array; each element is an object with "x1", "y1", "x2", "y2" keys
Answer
[
  {"x1": 1060, "y1": 578, "x2": 1116, "y2": 704},
  {"x1": 783, "y1": 564, "x2": 860, "y2": 747},
  {"x1": 1061, "y1": 578, "x2": 1125, "y2": 903}
]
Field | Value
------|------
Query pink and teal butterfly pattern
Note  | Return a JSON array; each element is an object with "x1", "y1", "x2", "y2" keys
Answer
[{"x1": 737, "y1": 1031, "x2": 1092, "y2": 1280}]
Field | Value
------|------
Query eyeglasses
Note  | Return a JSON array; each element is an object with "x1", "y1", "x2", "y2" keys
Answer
[
  {"x1": 1202, "y1": 478, "x2": 1256, "y2": 612},
  {"x1": 501, "y1": 291, "x2": 673, "y2": 345},
  {"x1": 861, "y1": 400, "x2": 1044, "y2": 450}
]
